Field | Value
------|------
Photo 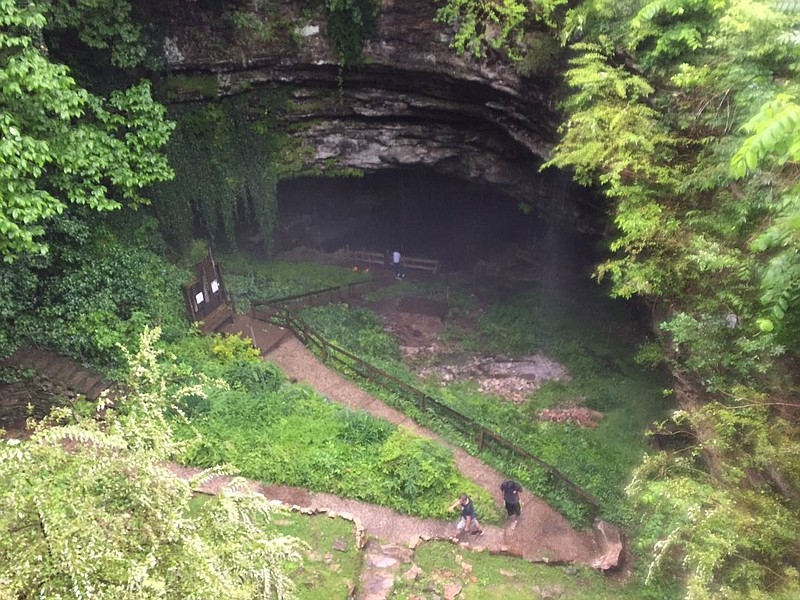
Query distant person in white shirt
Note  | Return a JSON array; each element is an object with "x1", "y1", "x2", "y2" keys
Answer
[{"x1": 392, "y1": 250, "x2": 404, "y2": 279}]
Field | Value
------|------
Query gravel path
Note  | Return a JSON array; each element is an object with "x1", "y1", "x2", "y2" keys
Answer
[{"x1": 259, "y1": 332, "x2": 604, "y2": 566}]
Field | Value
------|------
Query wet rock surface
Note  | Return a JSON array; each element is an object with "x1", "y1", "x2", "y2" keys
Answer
[
  {"x1": 420, "y1": 353, "x2": 571, "y2": 403},
  {"x1": 363, "y1": 287, "x2": 575, "y2": 406},
  {"x1": 144, "y1": 0, "x2": 599, "y2": 230}
]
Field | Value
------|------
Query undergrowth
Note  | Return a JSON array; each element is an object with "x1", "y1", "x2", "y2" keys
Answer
[
  {"x1": 165, "y1": 330, "x2": 494, "y2": 520},
  {"x1": 297, "y1": 280, "x2": 671, "y2": 527},
  {"x1": 396, "y1": 541, "x2": 670, "y2": 600},
  {"x1": 218, "y1": 251, "x2": 369, "y2": 312}
]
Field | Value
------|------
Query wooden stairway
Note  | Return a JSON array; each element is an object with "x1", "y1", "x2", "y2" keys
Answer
[{"x1": 1, "y1": 348, "x2": 112, "y2": 401}]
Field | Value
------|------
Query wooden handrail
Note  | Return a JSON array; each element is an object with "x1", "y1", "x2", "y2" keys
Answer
[
  {"x1": 251, "y1": 279, "x2": 374, "y2": 312},
  {"x1": 266, "y1": 309, "x2": 600, "y2": 513}
]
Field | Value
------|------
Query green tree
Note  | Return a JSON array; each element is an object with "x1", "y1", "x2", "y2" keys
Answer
[
  {"x1": 731, "y1": 93, "x2": 800, "y2": 333},
  {"x1": 323, "y1": 0, "x2": 380, "y2": 66},
  {"x1": 0, "y1": 327, "x2": 303, "y2": 598},
  {"x1": 150, "y1": 99, "x2": 278, "y2": 252},
  {"x1": 43, "y1": 0, "x2": 147, "y2": 68},
  {"x1": 527, "y1": 0, "x2": 800, "y2": 596},
  {"x1": 0, "y1": 0, "x2": 173, "y2": 262},
  {"x1": 435, "y1": 0, "x2": 531, "y2": 59},
  {"x1": 629, "y1": 398, "x2": 800, "y2": 599}
]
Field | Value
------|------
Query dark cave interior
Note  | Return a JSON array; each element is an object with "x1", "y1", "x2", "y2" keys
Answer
[{"x1": 276, "y1": 168, "x2": 605, "y2": 281}]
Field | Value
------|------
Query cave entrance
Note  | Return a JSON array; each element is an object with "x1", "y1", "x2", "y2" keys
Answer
[{"x1": 276, "y1": 168, "x2": 603, "y2": 284}]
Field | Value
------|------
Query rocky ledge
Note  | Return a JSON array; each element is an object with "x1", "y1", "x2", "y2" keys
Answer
[{"x1": 148, "y1": 0, "x2": 598, "y2": 227}]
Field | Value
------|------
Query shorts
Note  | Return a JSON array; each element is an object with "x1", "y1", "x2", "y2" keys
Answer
[
  {"x1": 505, "y1": 501, "x2": 521, "y2": 516},
  {"x1": 457, "y1": 517, "x2": 481, "y2": 531}
]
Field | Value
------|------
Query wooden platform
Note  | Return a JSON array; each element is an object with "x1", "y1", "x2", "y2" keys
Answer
[{"x1": 200, "y1": 303, "x2": 235, "y2": 333}]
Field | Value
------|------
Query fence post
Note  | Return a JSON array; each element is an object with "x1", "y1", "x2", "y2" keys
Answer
[
  {"x1": 478, "y1": 429, "x2": 484, "y2": 451},
  {"x1": 321, "y1": 340, "x2": 328, "y2": 363}
]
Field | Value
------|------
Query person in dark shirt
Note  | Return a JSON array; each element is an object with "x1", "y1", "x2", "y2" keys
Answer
[
  {"x1": 449, "y1": 493, "x2": 482, "y2": 536},
  {"x1": 500, "y1": 479, "x2": 523, "y2": 529}
]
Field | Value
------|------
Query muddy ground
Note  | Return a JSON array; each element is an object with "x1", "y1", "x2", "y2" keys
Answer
[{"x1": 356, "y1": 286, "x2": 604, "y2": 428}]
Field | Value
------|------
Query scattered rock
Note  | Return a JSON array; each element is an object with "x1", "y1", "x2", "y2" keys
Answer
[
  {"x1": 370, "y1": 554, "x2": 398, "y2": 568},
  {"x1": 532, "y1": 584, "x2": 566, "y2": 599},
  {"x1": 403, "y1": 564, "x2": 423, "y2": 581},
  {"x1": 332, "y1": 537, "x2": 348, "y2": 552},
  {"x1": 443, "y1": 582, "x2": 463, "y2": 600},
  {"x1": 537, "y1": 404, "x2": 604, "y2": 428},
  {"x1": 419, "y1": 353, "x2": 571, "y2": 403},
  {"x1": 592, "y1": 519, "x2": 623, "y2": 571},
  {"x1": 498, "y1": 569, "x2": 515, "y2": 577}
]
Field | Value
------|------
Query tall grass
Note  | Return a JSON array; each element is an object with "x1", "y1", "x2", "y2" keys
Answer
[{"x1": 166, "y1": 329, "x2": 494, "y2": 520}]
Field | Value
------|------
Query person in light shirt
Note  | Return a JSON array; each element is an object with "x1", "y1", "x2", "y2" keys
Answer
[{"x1": 392, "y1": 250, "x2": 404, "y2": 279}]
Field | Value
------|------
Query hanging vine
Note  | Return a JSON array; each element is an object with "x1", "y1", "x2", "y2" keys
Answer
[
  {"x1": 148, "y1": 95, "x2": 279, "y2": 253},
  {"x1": 322, "y1": 0, "x2": 380, "y2": 67}
]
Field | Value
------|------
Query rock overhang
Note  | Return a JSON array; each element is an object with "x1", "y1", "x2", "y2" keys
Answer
[{"x1": 149, "y1": 0, "x2": 600, "y2": 228}]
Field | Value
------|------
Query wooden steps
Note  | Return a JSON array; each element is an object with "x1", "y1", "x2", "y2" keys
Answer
[
  {"x1": 1, "y1": 348, "x2": 112, "y2": 401},
  {"x1": 200, "y1": 303, "x2": 235, "y2": 333}
]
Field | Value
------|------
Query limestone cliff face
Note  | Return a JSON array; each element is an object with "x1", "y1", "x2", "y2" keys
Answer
[{"x1": 153, "y1": 0, "x2": 589, "y2": 223}]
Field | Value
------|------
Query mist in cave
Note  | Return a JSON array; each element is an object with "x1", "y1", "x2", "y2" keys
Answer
[{"x1": 276, "y1": 168, "x2": 603, "y2": 287}]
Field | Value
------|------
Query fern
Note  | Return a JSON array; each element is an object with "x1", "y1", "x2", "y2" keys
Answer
[
  {"x1": 751, "y1": 191, "x2": 800, "y2": 320},
  {"x1": 629, "y1": 0, "x2": 719, "y2": 67},
  {"x1": 435, "y1": 0, "x2": 529, "y2": 59},
  {"x1": 731, "y1": 94, "x2": 800, "y2": 178}
]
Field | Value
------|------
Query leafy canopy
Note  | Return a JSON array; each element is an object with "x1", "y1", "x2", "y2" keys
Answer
[
  {"x1": 323, "y1": 0, "x2": 380, "y2": 66},
  {"x1": 522, "y1": 0, "x2": 800, "y2": 596},
  {"x1": 0, "y1": 327, "x2": 303, "y2": 598},
  {"x1": 0, "y1": 0, "x2": 173, "y2": 261},
  {"x1": 731, "y1": 94, "x2": 800, "y2": 326},
  {"x1": 436, "y1": 0, "x2": 530, "y2": 59}
]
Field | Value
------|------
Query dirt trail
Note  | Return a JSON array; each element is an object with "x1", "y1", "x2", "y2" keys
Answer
[{"x1": 258, "y1": 330, "x2": 603, "y2": 566}]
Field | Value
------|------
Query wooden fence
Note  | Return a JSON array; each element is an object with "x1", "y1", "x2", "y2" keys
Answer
[
  {"x1": 352, "y1": 250, "x2": 386, "y2": 267},
  {"x1": 251, "y1": 280, "x2": 378, "y2": 321},
  {"x1": 260, "y1": 306, "x2": 600, "y2": 515},
  {"x1": 351, "y1": 250, "x2": 439, "y2": 274},
  {"x1": 402, "y1": 256, "x2": 439, "y2": 273}
]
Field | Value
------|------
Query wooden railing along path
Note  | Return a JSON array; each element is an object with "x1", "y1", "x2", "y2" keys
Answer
[
  {"x1": 249, "y1": 287, "x2": 600, "y2": 516},
  {"x1": 251, "y1": 280, "x2": 378, "y2": 321},
  {"x1": 352, "y1": 250, "x2": 439, "y2": 274}
]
